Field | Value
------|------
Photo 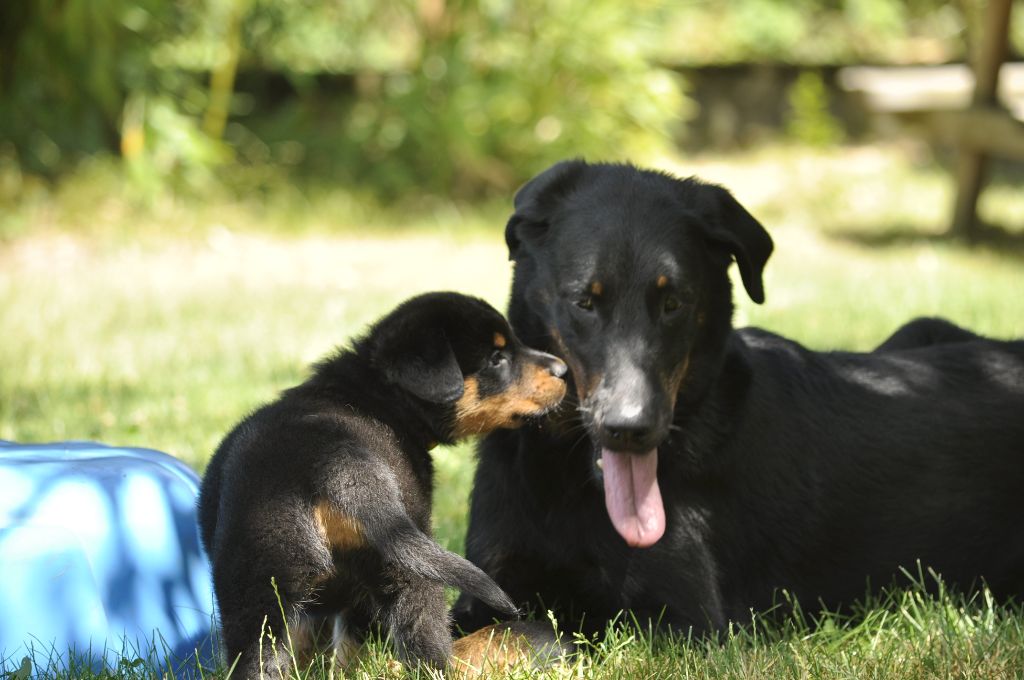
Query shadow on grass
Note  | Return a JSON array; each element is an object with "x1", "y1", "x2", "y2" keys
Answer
[{"x1": 825, "y1": 221, "x2": 1024, "y2": 261}]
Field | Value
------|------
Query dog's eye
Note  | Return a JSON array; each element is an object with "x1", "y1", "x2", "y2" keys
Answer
[
  {"x1": 575, "y1": 295, "x2": 595, "y2": 312},
  {"x1": 663, "y1": 296, "x2": 683, "y2": 314},
  {"x1": 489, "y1": 351, "x2": 508, "y2": 368}
]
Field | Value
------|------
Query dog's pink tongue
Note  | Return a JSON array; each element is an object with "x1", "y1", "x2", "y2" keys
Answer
[{"x1": 601, "y1": 448, "x2": 665, "y2": 548}]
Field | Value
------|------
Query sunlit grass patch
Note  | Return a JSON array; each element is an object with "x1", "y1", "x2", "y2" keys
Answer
[
  {"x1": 4, "y1": 573, "x2": 1020, "y2": 678},
  {"x1": 1, "y1": 144, "x2": 1022, "y2": 677}
]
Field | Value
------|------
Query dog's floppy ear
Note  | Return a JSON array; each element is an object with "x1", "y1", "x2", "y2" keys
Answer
[
  {"x1": 690, "y1": 181, "x2": 773, "y2": 304},
  {"x1": 373, "y1": 325, "x2": 465, "y2": 404},
  {"x1": 505, "y1": 159, "x2": 588, "y2": 259}
]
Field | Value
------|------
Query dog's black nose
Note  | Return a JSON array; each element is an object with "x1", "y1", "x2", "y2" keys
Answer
[
  {"x1": 525, "y1": 348, "x2": 567, "y2": 378},
  {"x1": 604, "y1": 423, "x2": 653, "y2": 449},
  {"x1": 546, "y1": 357, "x2": 568, "y2": 378},
  {"x1": 602, "y1": 407, "x2": 659, "y2": 451}
]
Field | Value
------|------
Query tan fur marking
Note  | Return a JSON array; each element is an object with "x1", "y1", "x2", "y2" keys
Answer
[
  {"x1": 287, "y1": 618, "x2": 317, "y2": 669},
  {"x1": 453, "y1": 368, "x2": 567, "y2": 438},
  {"x1": 656, "y1": 274, "x2": 669, "y2": 288},
  {"x1": 313, "y1": 502, "x2": 366, "y2": 551},
  {"x1": 549, "y1": 327, "x2": 590, "y2": 402},
  {"x1": 450, "y1": 624, "x2": 532, "y2": 679},
  {"x1": 493, "y1": 332, "x2": 507, "y2": 348},
  {"x1": 664, "y1": 353, "x2": 692, "y2": 412},
  {"x1": 450, "y1": 622, "x2": 568, "y2": 678},
  {"x1": 590, "y1": 281, "x2": 603, "y2": 296}
]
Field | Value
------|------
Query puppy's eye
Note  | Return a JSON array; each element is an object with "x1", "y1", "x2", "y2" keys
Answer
[
  {"x1": 663, "y1": 296, "x2": 683, "y2": 315},
  {"x1": 489, "y1": 351, "x2": 508, "y2": 368},
  {"x1": 575, "y1": 295, "x2": 594, "y2": 312}
]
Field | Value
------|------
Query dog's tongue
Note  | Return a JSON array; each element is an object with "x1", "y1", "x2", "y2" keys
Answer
[{"x1": 601, "y1": 448, "x2": 665, "y2": 548}]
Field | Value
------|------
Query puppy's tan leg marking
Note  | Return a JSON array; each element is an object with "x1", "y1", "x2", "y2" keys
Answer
[{"x1": 313, "y1": 501, "x2": 366, "y2": 551}]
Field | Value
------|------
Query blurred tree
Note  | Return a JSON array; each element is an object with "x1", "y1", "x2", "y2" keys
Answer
[
  {"x1": 239, "y1": 0, "x2": 685, "y2": 197},
  {"x1": 786, "y1": 71, "x2": 844, "y2": 146},
  {"x1": 202, "y1": 0, "x2": 250, "y2": 140},
  {"x1": 0, "y1": 0, "x2": 221, "y2": 192},
  {"x1": 3, "y1": 0, "x2": 1015, "y2": 202}
]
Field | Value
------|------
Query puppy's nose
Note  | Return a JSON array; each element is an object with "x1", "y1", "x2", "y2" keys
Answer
[
  {"x1": 546, "y1": 356, "x2": 568, "y2": 378},
  {"x1": 525, "y1": 348, "x2": 567, "y2": 378}
]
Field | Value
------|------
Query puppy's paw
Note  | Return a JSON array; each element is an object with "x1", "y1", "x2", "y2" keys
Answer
[{"x1": 449, "y1": 621, "x2": 572, "y2": 679}]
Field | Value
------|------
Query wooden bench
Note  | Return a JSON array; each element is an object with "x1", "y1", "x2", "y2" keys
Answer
[{"x1": 839, "y1": 0, "x2": 1021, "y2": 240}]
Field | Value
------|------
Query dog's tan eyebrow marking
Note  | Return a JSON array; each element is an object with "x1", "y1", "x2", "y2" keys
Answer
[
  {"x1": 494, "y1": 332, "x2": 507, "y2": 348},
  {"x1": 590, "y1": 281, "x2": 603, "y2": 296},
  {"x1": 656, "y1": 275, "x2": 669, "y2": 289}
]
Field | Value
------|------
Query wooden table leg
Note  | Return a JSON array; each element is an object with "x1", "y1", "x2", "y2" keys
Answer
[{"x1": 949, "y1": 0, "x2": 1013, "y2": 240}]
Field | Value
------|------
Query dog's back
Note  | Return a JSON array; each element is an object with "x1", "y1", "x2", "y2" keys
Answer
[{"x1": 725, "y1": 329, "x2": 1024, "y2": 612}]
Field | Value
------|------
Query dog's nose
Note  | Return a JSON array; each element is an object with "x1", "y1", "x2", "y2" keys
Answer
[
  {"x1": 546, "y1": 357, "x2": 568, "y2": 378},
  {"x1": 526, "y1": 348, "x2": 567, "y2": 378},
  {"x1": 602, "y1": 403, "x2": 658, "y2": 451},
  {"x1": 603, "y1": 422, "x2": 654, "y2": 450}
]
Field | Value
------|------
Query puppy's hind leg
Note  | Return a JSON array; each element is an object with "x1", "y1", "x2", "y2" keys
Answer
[
  {"x1": 214, "y1": 509, "x2": 334, "y2": 679},
  {"x1": 322, "y1": 465, "x2": 518, "y2": 617},
  {"x1": 375, "y1": 573, "x2": 452, "y2": 669},
  {"x1": 217, "y1": 565, "x2": 310, "y2": 679}
]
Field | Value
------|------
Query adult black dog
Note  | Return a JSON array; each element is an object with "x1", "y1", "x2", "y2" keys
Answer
[{"x1": 453, "y1": 160, "x2": 1024, "y2": 636}]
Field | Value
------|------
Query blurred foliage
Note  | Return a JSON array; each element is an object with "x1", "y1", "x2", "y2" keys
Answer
[
  {"x1": 786, "y1": 71, "x2": 845, "y2": 146},
  {"x1": 249, "y1": 0, "x2": 685, "y2": 198},
  {"x1": 659, "y1": 0, "x2": 1022, "y2": 65},
  {"x1": 0, "y1": 0, "x2": 1018, "y2": 203},
  {"x1": 0, "y1": 0, "x2": 224, "y2": 195}
]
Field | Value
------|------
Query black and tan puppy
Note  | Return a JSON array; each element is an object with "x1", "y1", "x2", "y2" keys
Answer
[{"x1": 198, "y1": 292, "x2": 566, "y2": 678}]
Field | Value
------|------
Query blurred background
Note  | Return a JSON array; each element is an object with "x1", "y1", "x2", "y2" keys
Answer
[
  {"x1": 2, "y1": 0, "x2": 1023, "y2": 213},
  {"x1": 1, "y1": 0, "x2": 1023, "y2": 490},
  {"x1": 3, "y1": 5, "x2": 1024, "y2": 673}
]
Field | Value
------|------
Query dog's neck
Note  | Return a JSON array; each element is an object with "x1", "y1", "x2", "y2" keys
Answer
[
  {"x1": 299, "y1": 350, "x2": 445, "y2": 452},
  {"x1": 667, "y1": 331, "x2": 754, "y2": 477}
]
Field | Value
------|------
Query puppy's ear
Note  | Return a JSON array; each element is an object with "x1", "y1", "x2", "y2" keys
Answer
[
  {"x1": 505, "y1": 159, "x2": 588, "y2": 260},
  {"x1": 374, "y1": 327, "x2": 465, "y2": 404},
  {"x1": 689, "y1": 181, "x2": 773, "y2": 304}
]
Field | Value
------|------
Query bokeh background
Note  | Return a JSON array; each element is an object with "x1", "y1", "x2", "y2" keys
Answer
[
  {"x1": 2, "y1": 1, "x2": 1023, "y2": 204},
  {"x1": 2, "y1": 0, "x2": 1024, "y2": 549},
  {"x1": 4, "y1": 3, "x2": 1024, "y2": 676}
]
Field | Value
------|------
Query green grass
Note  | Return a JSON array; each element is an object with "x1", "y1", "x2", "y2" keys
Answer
[
  {"x1": 1, "y1": 143, "x2": 1023, "y2": 677},
  {"x1": 5, "y1": 577, "x2": 1024, "y2": 678}
]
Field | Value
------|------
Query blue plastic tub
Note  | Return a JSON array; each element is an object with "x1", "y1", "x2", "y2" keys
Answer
[{"x1": 0, "y1": 441, "x2": 216, "y2": 676}]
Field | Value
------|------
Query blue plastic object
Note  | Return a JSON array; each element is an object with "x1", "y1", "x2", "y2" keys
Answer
[{"x1": 0, "y1": 441, "x2": 216, "y2": 676}]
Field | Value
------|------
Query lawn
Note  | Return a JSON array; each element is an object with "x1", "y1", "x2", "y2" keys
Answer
[{"x1": 2, "y1": 144, "x2": 1023, "y2": 678}]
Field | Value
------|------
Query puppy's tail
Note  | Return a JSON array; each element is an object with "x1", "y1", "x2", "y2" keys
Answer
[{"x1": 368, "y1": 520, "x2": 519, "y2": 617}]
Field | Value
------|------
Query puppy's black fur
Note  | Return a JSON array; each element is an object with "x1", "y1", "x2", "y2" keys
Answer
[
  {"x1": 198, "y1": 292, "x2": 566, "y2": 678},
  {"x1": 454, "y1": 160, "x2": 1024, "y2": 636}
]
